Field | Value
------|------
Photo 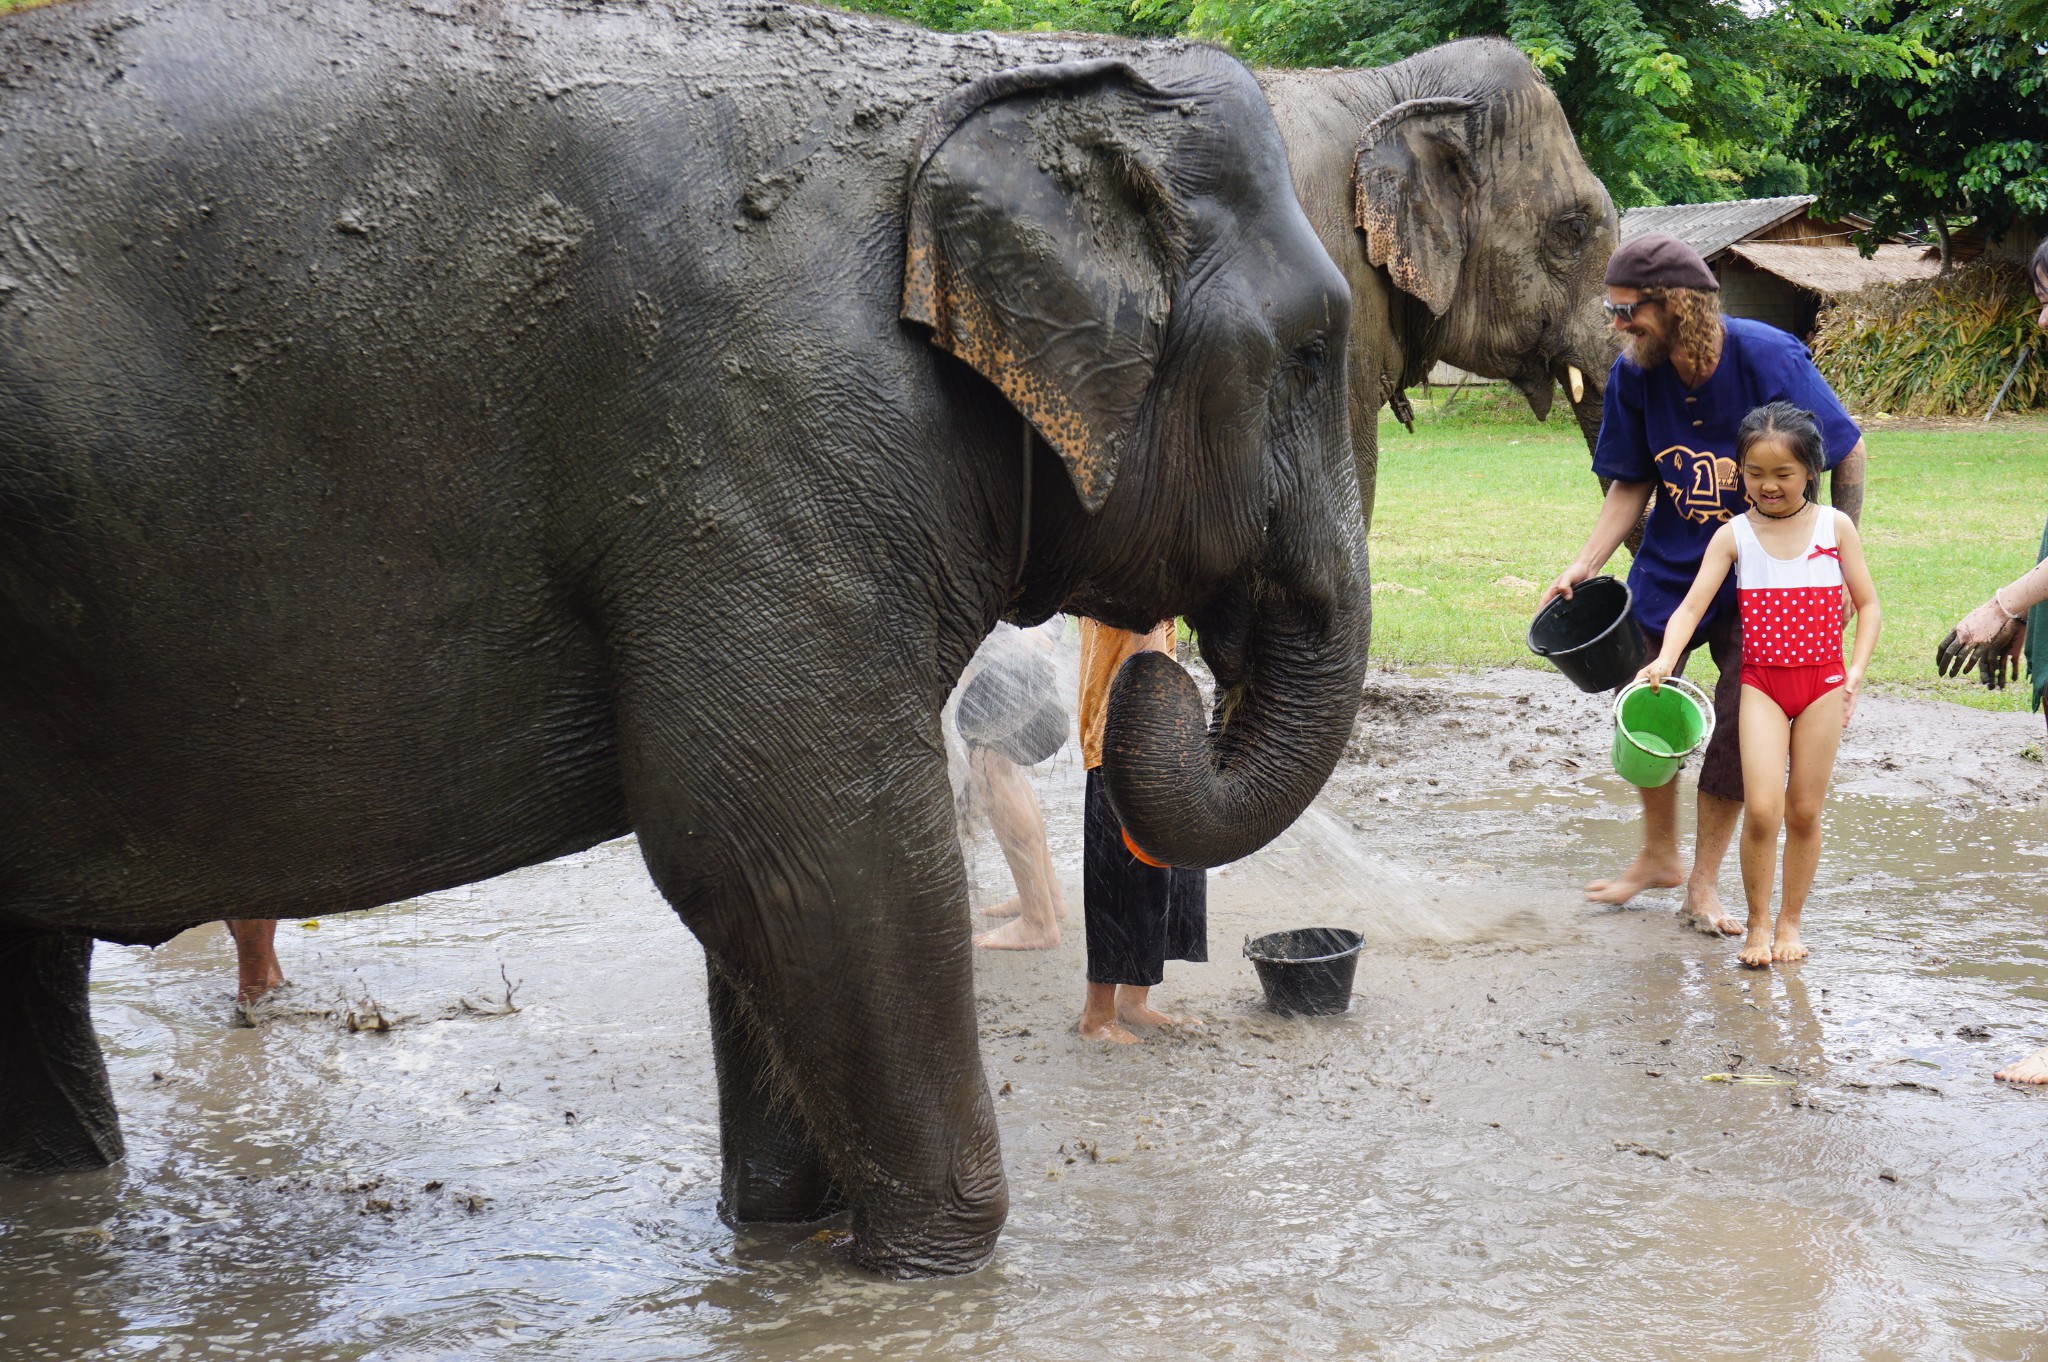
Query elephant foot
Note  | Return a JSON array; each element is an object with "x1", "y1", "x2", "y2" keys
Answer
[
  {"x1": 0, "y1": 931, "x2": 125, "y2": 1174},
  {"x1": 848, "y1": 1157, "x2": 1007, "y2": 1278},
  {"x1": 849, "y1": 1209, "x2": 1004, "y2": 1278},
  {"x1": 718, "y1": 1152, "x2": 844, "y2": 1227},
  {"x1": 708, "y1": 963, "x2": 844, "y2": 1227}
]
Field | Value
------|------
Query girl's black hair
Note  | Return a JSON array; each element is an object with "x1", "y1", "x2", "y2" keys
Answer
[{"x1": 1736, "y1": 400, "x2": 1826, "y2": 502}]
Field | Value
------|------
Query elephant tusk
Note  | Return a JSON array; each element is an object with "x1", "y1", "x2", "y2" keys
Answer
[{"x1": 1567, "y1": 365, "x2": 1585, "y2": 405}]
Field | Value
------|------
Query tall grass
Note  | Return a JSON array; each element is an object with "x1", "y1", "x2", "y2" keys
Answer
[{"x1": 1812, "y1": 258, "x2": 2044, "y2": 419}]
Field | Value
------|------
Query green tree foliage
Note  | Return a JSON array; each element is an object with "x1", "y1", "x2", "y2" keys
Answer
[
  {"x1": 855, "y1": 0, "x2": 1187, "y2": 37},
  {"x1": 1173, "y1": 0, "x2": 1925, "y2": 208},
  {"x1": 1796, "y1": 5, "x2": 2047, "y2": 256},
  {"x1": 834, "y1": 0, "x2": 1926, "y2": 211}
]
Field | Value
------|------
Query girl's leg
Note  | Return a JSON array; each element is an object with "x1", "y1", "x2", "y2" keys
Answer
[
  {"x1": 1736, "y1": 686, "x2": 1792, "y2": 968},
  {"x1": 1774, "y1": 687, "x2": 1847, "y2": 962}
]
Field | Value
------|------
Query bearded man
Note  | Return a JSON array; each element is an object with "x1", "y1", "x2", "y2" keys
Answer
[{"x1": 1541, "y1": 234, "x2": 1866, "y2": 935}]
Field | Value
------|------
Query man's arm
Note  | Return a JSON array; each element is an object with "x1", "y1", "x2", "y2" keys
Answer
[
  {"x1": 1542, "y1": 479, "x2": 1655, "y2": 607},
  {"x1": 1829, "y1": 438, "x2": 1866, "y2": 526}
]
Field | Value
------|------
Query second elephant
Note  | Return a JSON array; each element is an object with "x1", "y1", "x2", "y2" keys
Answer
[{"x1": 1261, "y1": 38, "x2": 1621, "y2": 535}]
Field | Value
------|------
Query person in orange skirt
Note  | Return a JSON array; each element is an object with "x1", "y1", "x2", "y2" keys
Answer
[{"x1": 1072, "y1": 618, "x2": 1206, "y2": 1043}]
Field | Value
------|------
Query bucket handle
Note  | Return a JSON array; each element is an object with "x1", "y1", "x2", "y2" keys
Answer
[{"x1": 1611, "y1": 675, "x2": 1716, "y2": 758}]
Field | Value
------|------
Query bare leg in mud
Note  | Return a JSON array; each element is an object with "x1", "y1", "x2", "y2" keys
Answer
[
  {"x1": 1769, "y1": 689, "x2": 1843, "y2": 963},
  {"x1": 225, "y1": 919, "x2": 286, "y2": 1002},
  {"x1": 1116, "y1": 984, "x2": 1200, "y2": 1031},
  {"x1": 1078, "y1": 981, "x2": 1139, "y2": 1043},
  {"x1": 1994, "y1": 1046, "x2": 2048, "y2": 1083},
  {"x1": 968, "y1": 747, "x2": 1066, "y2": 951},
  {"x1": 1680, "y1": 794, "x2": 1741, "y2": 936},
  {"x1": 1078, "y1": 983, "x2": 1200, "y2": 1042},
  {"x1": 1582, "y1": 778, "x2": 1683, "y2": 904},
  {"x1": 1585, "y1": 781, "x2": 1741, "y2": 935}
]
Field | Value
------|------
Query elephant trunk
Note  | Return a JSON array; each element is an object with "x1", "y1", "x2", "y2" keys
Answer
[{"x1": 1099, "y1": 565, "x2": 1366, "y2": 871}]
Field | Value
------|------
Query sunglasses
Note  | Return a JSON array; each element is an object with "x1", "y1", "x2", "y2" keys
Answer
[{"x1": 1602, "y1": 300, "x2": 1651, "y2": 322}]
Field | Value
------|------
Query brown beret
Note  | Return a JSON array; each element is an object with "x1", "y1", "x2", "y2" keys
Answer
[{"x1": 1605, "y1": 233, "x2": 1719, "y2": 291}]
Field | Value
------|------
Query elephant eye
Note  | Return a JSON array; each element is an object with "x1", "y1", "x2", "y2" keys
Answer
[
  {"x1": 1279, "y1": 336, "x2": 1327, "y2": 395},
  {"x1": 1551, "y1": 212, "x2": 1591, "y2": 253}
]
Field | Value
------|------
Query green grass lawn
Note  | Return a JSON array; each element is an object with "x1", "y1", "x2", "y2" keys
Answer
[{"x1": 1367, "y1": 390, "x2": 2048, "y2": 713}]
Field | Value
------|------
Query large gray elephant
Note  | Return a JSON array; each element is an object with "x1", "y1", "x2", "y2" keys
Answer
[
  {"x1": 0, "y1": 0, "x2": 1364, "y2": 1276},
  {"x1": 1260, "y1": 38, "x2": 1620, "y2": 530}
]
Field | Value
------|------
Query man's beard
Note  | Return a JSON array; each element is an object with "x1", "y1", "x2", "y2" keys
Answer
[{"x1": 1626, "y1": 329, "x2": 1671, "y2": 370}]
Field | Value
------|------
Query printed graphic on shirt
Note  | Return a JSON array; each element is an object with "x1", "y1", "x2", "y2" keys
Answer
[{"x1": 1655, "y1": 445, "x2": 1741, "y2": 524}]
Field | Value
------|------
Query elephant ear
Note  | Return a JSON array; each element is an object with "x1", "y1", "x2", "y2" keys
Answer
[
  {"x1": 903, "y1": 60, "x2": 1182, "y2": 514},
  {"x1": 1353, "y1": 97, "x2": 1481, "y2": 318}
]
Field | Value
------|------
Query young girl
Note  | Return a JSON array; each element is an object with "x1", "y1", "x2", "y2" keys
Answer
[{"x1": 1639, "y1": 401, "x2": 1881, "y2": 967}]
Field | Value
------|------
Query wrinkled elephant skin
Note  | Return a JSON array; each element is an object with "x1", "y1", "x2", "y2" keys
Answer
[
  {"x1": 0, "y1": 0, "x2": 1365, "y2": 1276},
  {"x1": 1260, "y1": 39, "x2": 1621, "y2": 535}
]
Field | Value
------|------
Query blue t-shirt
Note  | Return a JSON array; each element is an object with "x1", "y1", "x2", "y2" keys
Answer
[{"x1": 1592, "y1": 317, "x2": 1861, "y2": 633}]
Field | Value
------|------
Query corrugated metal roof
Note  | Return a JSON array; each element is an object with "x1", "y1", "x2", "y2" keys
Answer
[
  {"x1": 1721, "y1": 241, "x2": 1941, "y2": 297},
  {"x1": 1618, "y1": 196, "x2": 1816, "y2": 260}
]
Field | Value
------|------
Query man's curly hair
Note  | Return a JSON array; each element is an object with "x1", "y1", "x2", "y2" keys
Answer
[{"x1": 1629, "y1": 286, "x2": 1725, "y2": 375}]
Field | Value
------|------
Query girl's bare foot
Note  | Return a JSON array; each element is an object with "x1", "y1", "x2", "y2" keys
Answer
[
  {"x1": 1737, "y1": 925, "x2": 1775, "y2": 968},
  {"x1": 1994, "y1": 1046, "x2": 2048, "y2": 1083},
  {"x1": 1679, "y1": 884, "x2": 1742, "y2": 936},
  {"x1": 975, "y1": 916, "x2": 1060, "y2": 950},
  {"x1": 1585, "y1": 852, "x2": 1684, "y2": 906},
  {"x1": 1771, "y1": 924, "x2": 1807, "y2": 962}
]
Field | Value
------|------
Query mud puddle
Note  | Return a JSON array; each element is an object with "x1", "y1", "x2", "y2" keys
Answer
[{"x1": 3, "y1": 668, "x2": 2045, "y2": 1361}]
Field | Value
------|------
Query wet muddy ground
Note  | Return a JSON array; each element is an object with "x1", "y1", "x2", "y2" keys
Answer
[{"x1": 3, "y1": 666, "x2": 2045, "y2": 1361}]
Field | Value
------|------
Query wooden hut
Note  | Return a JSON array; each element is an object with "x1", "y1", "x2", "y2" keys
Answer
[{"x1": 1618, "y1": 196, "x2": 1941, "y2": 339}]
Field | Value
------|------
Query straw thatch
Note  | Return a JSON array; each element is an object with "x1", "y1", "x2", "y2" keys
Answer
[
  {"x1": 1722, "y1": 242, "x2": 1941, "y2": 299},
  {"x1": 1810, "y1": 258, "x2": 2044, "y2": 417}
]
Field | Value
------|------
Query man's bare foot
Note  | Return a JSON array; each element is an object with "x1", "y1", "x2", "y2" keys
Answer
[
  {"x1": 1116, "y1": 1000, "x2": 1202, "y2": 1029},
  {"x1": 975, "y1": 916, "x2": 1060, "y2": 950},
  {"x1": 1994, "y1": 1046, "x2": 2048, "y2": 1083},
  {"x1": 1771, "y1": 924, "x2": 1808, "y2": 963},
  {"x1": 1078, "y1": 1015, "x2": 1141, "y2": 1043},
  {"x1": 1679, "y1": 884, "x2": 1743, "y2": 936},
  {"x1": 1585, "y1": 852, "x2": 1683, "y2": 906}
]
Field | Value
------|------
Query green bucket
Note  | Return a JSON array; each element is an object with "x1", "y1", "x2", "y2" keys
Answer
[{"x1": 1610, "y1": 677, "x2": 1713, "y2": 788}]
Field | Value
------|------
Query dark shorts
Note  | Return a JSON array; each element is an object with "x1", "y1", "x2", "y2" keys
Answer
[
  {"x1": 1082, "y1": 768, "x2": 1207, "y2": 987},
  {"x1": 1638, "y1": 607, "x2": 1743, "y2": 803}
]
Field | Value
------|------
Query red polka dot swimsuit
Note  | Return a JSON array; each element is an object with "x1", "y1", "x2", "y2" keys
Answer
[{"x1": 1733, "y1": 506, "x2": 1847, "y2": 719}]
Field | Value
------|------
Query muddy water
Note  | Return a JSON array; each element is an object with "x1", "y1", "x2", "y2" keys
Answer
[{"x1": 4, "y1": 670, "x2": 2046, "y2": 1361}]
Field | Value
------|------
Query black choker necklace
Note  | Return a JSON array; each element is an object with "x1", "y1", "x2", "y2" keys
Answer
[{"x1": 1755, "y1": 497, "x2": 1810, "y2": 521}]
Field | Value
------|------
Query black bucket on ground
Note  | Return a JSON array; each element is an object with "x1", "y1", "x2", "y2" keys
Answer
[
  {"x1": 1527, "y1": 575, "x2": 1649, "y2": 693},
  {"x1": 1244, "y1": 927, "x2": 1365, "y2": 1017}
]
